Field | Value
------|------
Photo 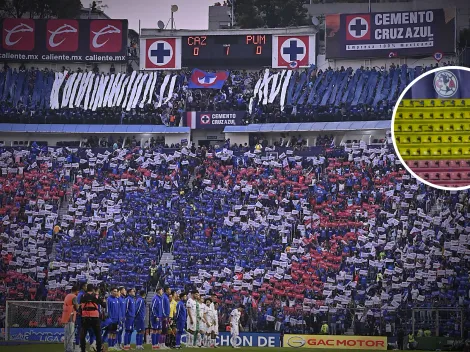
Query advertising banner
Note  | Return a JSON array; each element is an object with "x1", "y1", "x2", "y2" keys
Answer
[
  {"x1": 216, "y1": 332, "x2": 281, "y2": 347},
  {"x1": 8, "y1": 328, "x2": 280, "y2": 347},
  {"x1": 325, "y1": 8, "x2": 455, "y2": 59},
  {"x1": 0, "y1": 18, "x2": 128, "y2": 62},
  {"x1": 283, "y1": 335, "x2": 387, "y2": 350},
  {"x1": 186, "y1": 111, "x2": 244, "y2": 129}
]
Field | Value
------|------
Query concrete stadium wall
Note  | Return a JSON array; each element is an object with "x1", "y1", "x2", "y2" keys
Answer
[
  {"x1": 0, "y1": 132, "x2": 189, "y2": 147},
  {"x1": 316, "y1": 54, "x2": 457, "y2": 71}
]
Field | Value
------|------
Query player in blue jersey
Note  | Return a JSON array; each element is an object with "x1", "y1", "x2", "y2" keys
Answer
[
  {"x1": 117, "y1": 287, "x2": 127, "y2": 349},
  {"x1": 174, "y1": 292, "x2": 187, "y2": 349},
  {"x1": 161, "y1": 286, "x2": 171, "y2": 349},
  {"x1": 123, "y1": 288, "x2": 136, "y2": 350},
  {"x1": 134, "y1": 290, "x2": 147, "y2": 350},
  {"x1": 75, "y1": 282, "x2": 87, "y2": 347},
  {"x1": 151, "y1": 287, "x2": 163, "y2": 350},
  {"x1": 106, "y1": 287, "x2": 121, "y2": 351}
]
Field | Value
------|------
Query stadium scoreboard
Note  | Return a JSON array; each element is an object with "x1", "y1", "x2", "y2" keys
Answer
[{"x1": 182, "y1": 34, "x2": 272, "y2": 69}]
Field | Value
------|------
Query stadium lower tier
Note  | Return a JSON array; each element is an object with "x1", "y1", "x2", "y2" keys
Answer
[{"x1": 0, "y1": 143, "x2": 469, "y2": 338}]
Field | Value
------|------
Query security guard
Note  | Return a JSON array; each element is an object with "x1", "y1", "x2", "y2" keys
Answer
[
  {"x1": 166, "y1": 231, "x2": 173, "y2": 251},
  {"x1": 320, "y1": 321, "x2": 329, "y2": 334},
  {"x1": 423, "y1": 329, "x2": 432, "y2": 337},
  {"x1": 416, "y1": 328, "x2": 423, "y2": 337},
  {"x1": 79, "y1": 284, "x2": 105, "y2": 352}
]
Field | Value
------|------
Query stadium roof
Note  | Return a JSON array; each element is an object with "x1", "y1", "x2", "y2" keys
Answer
[
  {"x1": 141, "y1": 26, "x2": 317, "y2": 37},
  {"x1": 0, "y1": 124, "x2": 190, "y2": 134},
  {"x1": 224, "y1": 121, "x2": 391, "y2": 133}
]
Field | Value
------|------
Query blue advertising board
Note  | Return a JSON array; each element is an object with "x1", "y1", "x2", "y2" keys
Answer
[
  {"x1": 187, "y1": 111, "x2": 244, "y2": 129},
  {"x1": 325, "y1": 8, "x2": 456, "y2": 59},
  {"x1": 8, "y1": 328, "x2": 281, "y2": 347}
]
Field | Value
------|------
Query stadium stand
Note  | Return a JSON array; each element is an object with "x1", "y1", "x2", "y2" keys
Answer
[
  {"x1": 1, "y1": 141, "x2": 469, "y2": 340},
  {"x1": 0, "y1": 64, "x2": 440, "y2": 126}
]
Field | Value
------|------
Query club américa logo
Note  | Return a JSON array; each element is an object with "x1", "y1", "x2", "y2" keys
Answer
[{"x1": 433, "y1": 70, "x2": 458, "y2": 98}]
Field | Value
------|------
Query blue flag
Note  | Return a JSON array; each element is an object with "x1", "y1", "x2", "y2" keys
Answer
[
  {"x1": 409, "y1": 69, "x2": 470, "y2": 99},
  {"x1": 188, "y1": 68, "x2": 230, "y2": 89}
]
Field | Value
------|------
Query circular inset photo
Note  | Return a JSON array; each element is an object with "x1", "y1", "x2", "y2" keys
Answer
[{"x1": 392, "y1": 66, "x2": 470, "y2": 191}]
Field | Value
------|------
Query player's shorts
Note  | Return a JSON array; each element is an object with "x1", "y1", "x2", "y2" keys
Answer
[
  {"x1": 176, "y1": 321, "x2": 185, "y2": 334},
  {"x1": 151, "y1": 316, "x2": 162, "y2": 330},
  {"x1": 231, "y1": 326, "x2": 239, "y2": 336},
  {"x1": 162, "y1": 317, "x2": 169, "y2": 334},
  {"x1": 134, "y1": 319, "x2": 145, "y2": 332},
  {"x1": 108, "y1": 322, "x2": 119, "y2": 333},
  {"x1": 198, "y1": 321, "x2": 207, "y2": 333},
  {"x1": 125, "y1": 318, "x2": 135, "y2": 331},
  {"x1": 206, "y1": 324, "x2": 217, "y2": 334},
  {"x1": 186, "y1": 317, "x2": 196, "y2": 332}
]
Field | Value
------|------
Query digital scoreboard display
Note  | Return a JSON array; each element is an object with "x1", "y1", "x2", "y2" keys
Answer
[{"x1": 182, "y1": 34, "x2": 272, "y2": 69}]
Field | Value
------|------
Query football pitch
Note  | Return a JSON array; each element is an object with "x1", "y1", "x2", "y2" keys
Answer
[{"x1": 0, "y1": 346, "x2": 434, "y2": 352}]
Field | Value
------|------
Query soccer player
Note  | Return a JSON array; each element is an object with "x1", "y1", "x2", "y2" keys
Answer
[
  {"x1": 169, "y1": 291, "x2": 178, "y2": 348},
  {"x1": 174, "y1": 292, "x2": 187, "y2": 349},
  {"x1": 75, "y1": 282, "x2": 87, "y2": 348},
  {"x1": 186, "y1": 291, "x2": 198, "y2": 347},
  {"x1": 206, "y1": 298, "x2": 219, "y2": 348},
  {"x1": 203, "y1": 298, "x2": 214, "y2": 348},
  {"x1": 196, "y1": 296, "x2": 210, "y2": 347},
  {"x1": 161, "y1": 286, "x2": 171, "y2": 349},
  {"x1": 123, "y1": 288, "x2": 136, "y2": 351},
  {"x1": 134, "y1": 290, "x2": 147, "y2": 351},
  {"x1": 107, "y1": 287, "x2": 121, "y2": 351},
  {"x1": 230, "y1": 305, "x2": 244, "y2": 348},
  {"x1": 151, "y1": 287, "x2": 164, "y2": 350},
  {"x1": 118, "y1": 287, "x2": 127, "y2": 349}
]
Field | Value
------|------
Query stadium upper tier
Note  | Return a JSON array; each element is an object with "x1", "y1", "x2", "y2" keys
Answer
[
  {"x1": 0, "y1": 64, "x2": 429, "y2": 125},
  {"x1": 0, "y1": 142, "x2": 469, "y2": 337}
]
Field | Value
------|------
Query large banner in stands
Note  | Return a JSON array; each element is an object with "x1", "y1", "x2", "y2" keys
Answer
[
  {"x1": 405, "y1": 68, "x2": 470, "y2": 99},
  {"x1": 325, "y1": 8, "x2": 455, "y2": 59},
  {"x1": 283, "y1": 335, "x2": 387, "y2": 350},
  {"x1": 0, "y1": 18, "x2": 128, "y2": 62},
  {"x1": 186, "y1": 111, "x2": 244, "y2": 129}
]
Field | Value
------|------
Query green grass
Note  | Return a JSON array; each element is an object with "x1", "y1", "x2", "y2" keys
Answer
[{"x1": 0, "y1": 346, "x2": 436, "y2": 352}]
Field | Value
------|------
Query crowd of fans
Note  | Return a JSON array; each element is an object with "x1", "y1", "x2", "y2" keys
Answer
[
  {"x1": 0, "y1": 63, "x2": 451, "y2": 126},
  {"x1": 1, "y1": 139, "x2": 469, "y2": 342}
]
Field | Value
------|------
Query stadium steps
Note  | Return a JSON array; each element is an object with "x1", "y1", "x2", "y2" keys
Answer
[
  {"x1": 188, "y1": 173, "x2": 196, "y2": 189},
  {"x1": 146, "y1": 292, "x2": 155, "y2": 307},
  {"x1": 159, "y1": 252, "x2": 175, "y2": 267}
]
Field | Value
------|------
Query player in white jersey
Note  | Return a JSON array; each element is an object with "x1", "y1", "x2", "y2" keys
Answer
[
  {"x1": 230, "y1": 305, "x2": 244, "y2": 348},
  {"x1": 205, "y1": 298, "x2": 219, "y2": 348},
  {"x1": 197, "y1": 296, "x2": 210, "y2": 347},
  {"x1": 186, "y1": 291, "x2": 199, "y2": 347}
]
